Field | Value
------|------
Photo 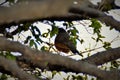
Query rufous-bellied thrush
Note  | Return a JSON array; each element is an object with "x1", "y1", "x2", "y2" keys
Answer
[{"x1": 55, "y1": 28, "x2": 83, "y2": 57}]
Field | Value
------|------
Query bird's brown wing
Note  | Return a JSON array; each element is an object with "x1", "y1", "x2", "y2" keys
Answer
[
  {"x1": 63, "y1": 39, "x2": 78, "y2": 52},
  {"x1": 64, "y1": 40, "x2": 83, "y2": 56}
]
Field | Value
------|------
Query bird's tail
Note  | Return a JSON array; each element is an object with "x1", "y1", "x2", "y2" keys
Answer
[{"x1": 72, "y1": 50, "x2": 83, "y2": 57}]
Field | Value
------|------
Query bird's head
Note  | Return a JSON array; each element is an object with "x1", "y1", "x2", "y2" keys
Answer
[{"x1": 58, "y1": 28, "x2": 66, "y2": 33}]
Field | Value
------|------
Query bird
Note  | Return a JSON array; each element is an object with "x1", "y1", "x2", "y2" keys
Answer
[{"x1": 55, "y1": 28, "x2": 83, "y2": 57}]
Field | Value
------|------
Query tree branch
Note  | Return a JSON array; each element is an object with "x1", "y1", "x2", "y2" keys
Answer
[
  {"x1": 0, "y1": 37, "x2": 120, "y2": 80},
  {"x1": 0, "y1": 0, "x2": 120, "y2": 31},
  {"x1": 0, "y1": 0, "x2": 73, "y2": 24},
  {"x1": 69, "y1": 7, "x2": 120, "y2": 31},
  {"x1": 0, "y1": 56, "x2": 38, "y2": 80},
  {"x1": 82, "y1": 47, "x2": 120, "y2": 65},
  {"x1": 98, "y1": 0, "x2": 120, "y2": 11}
]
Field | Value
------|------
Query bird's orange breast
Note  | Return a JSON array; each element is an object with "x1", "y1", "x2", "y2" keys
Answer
[{"x1": 55, "y1": 42, "x2": 70, "y2": 53}]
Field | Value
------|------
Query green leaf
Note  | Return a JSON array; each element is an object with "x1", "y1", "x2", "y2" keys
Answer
[
  {"x1": 70, "y1": 36, "x2": 77, "y2": 46},
  {"x1": 30, "y1": 39, "x2": 34, "y2": 47},
  {"x1": 80, "y1": 39, "x2": 84, "y2": 44},
  {"x1": 90, "y1": 20, "x2": 105, "y2": 42},
  {"x1": 72, "y1": 75, "x2": 83, "y2": 80},
  {"x1": 110, "y1": 26, "x2": 114, "y2": 30},
  {"x1": 23, "y1": 23, "x2": 31, "y2": 31},
  {"x1": 29, "y1": 39, "x2": 38, "y2": 49},
  {"x1": 0, "y1": 74, "x2": 8, "y2": 80},
  {"x1": 76, "y1": 75, "x2": 83, "y2": 80},
  {"x1": 36, "y1": 37, "x2": 43, "y2": 44},
  {"x1": 7, "y1": 0, "x2": 15, "y2": 3},
  {"x1": 41, "y1": 46, "x2": 48, "y2": 51},
  {"x1": 6, "y1": 53, "x2": 16, "y2": 60},
  {"x1": 89, "y1": 19, "x2": 102, "y2": 34},
  {"x1": 69, "y1": 27, "x2": 79, "y2": 36},
  {"x1": 42, "y1": 33, "x2": 49, "y2": 38},
  {"x1": 34, "y1": 42, "x2": 38, "y2": 49},
  {"x1": 91, "y1": 78, "x2": 95, "y2": 80},
  {"x1": 64, "y1": 75, "x2": 70, "y2": 80},
  {"x1": 111, "y1": 61, "x2": 119, "y2": 68},
  {"x1": 52, "y1": 71, "x2": 57, "y2": 78},
  {"x1": 91, "y1": 37, "x2": 96, "y2": 40},
  {"x1": 68, "y1": 21, "x2": 73, "y2": 28},
  {"x1": 103, "y1": 42, "x2": 111, "y2": 49},
  {"x1": 50, "y1": 27, "x2": 58, "y2": 37},
  {"x1": 0, "y1": 51, "x2": 16, "y2": 60}
]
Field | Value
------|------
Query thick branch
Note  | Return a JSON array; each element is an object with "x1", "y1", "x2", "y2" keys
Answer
[
  {"x1": 82, "y1": 47, "x2": 120, "y2": 65},
  {"x1": 0, "y1": 37, "x2": 120, "y2": 80},
  {"x1": 0, "y1": 0, "x2": 92, "y2": 25},
  {"x1": 0, "y1": 56, "x2": 38, "y2": 80},
  {"x1": 69, "y1": 7, "x2": 120, "y2": 31},
  {"x1": 98, "y1": 16, "x2": 120, "y2": 31},
  {"x1": 98, "y1": 0, "x2": 120, "y2": 11},
  {"x1": 0, "y1": 0, "x2": 73, "y2": 24},
  {"x1": 0, "y1": 0, "x2": 120, "y2": 31}
]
